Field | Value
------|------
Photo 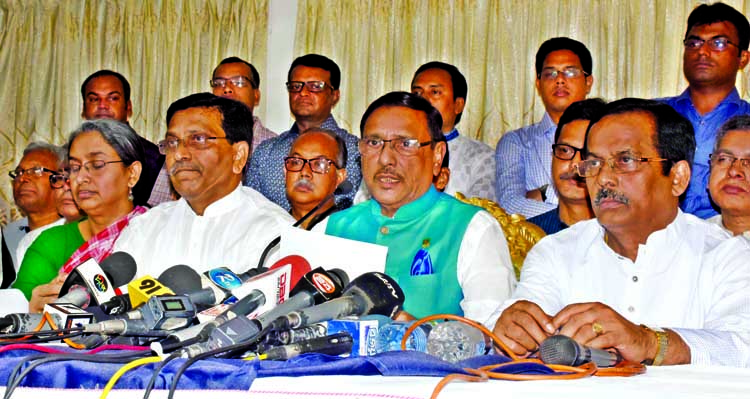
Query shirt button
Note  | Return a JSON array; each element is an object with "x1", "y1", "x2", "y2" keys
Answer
[
  {"x1": 632, "y1": 276, "x2": 638, "y2": 282},
  {"x1": 628, "y1": 306, "x2": 635, "y2": 312},
  {"x1": 380, "y1": 226, "x2": 389, "y2": 235}
]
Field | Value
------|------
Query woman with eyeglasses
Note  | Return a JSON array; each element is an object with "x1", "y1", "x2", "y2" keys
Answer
[{"x1": 13, "y1": 119, "x2": 146, "y2": 312}]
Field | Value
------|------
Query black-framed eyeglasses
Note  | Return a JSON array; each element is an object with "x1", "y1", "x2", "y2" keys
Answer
[
  {"x1": 552, "y1": 144, "x2": 584, "y2": 161},
  {"x1": 49, "y1": 171, "x2": 70, "y2": 189},
  {"x1": 284, "y1": 156, "x2": 338, "y2": 174},
  {"x1": 158, "y1": 134, "x2": 230, "y2": 154},
  {"x1": 359, "y1": 137, "x2": 433, "y2": 157},
  {"x1": 285, "y1": 81, "x2": 331, "y2": 93},
  {"x1": 9, "y1": 166, "x2": 57, "y2": 181},
  {"x1": 538, "y1": 67, "x2": 588, "y2": 81},
  {"x1": 68, "y1": 160, "x2": 125, "y2": 178},
  {"x1": 210, "y1": 76, "x2": 257, "y2": 89},
  {"x1": 575, "y1": 151, "x2": 669, "y2": 178},
  {"x1": 683, "y1": 37, "x2": 739, "y2": 52},
  {"x1": 709, "y1": 153, "x2": 750, "y2": 171}
]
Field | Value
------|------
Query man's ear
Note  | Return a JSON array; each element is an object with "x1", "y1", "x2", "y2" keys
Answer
[
  {"x1": 126, "y1": 100, "x2": 133, "y2": 121},
  {"x1": 336, "y1": 168, "x2": 348, "y2": 187},
  {"x1": 231, "y1": 141, "x2": 250, "y2": 174},
  {"x1": 739, "y1": 50, "x2": 750, "y2": 70},
  {"x1": 670, "y1": 160, "x2": 691, "y2": 197},
  {"x1": 331, "y1": 90, "x2": 340, "y2": 108},
  {"x1": 432, "y1": 141, "x2": 447, "y2": 177},
  {"x1": 453, "y1": 97, "x2": 466, "y2": 117},
  {"x1": 254, "y1": 89, "x2": 261, "y2": 108},
  {"x1": 584, "y1": 74, "x2": 594, "y2": 95}
]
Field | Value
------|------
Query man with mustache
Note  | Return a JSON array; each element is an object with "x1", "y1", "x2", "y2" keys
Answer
[
  {"x1": 284, "y1": 128, "x2": 348, "y2": 230},
  {"x1": 496, "y1": 37, "x2": 594, "y2": 218},
  {"x1": 528, "y1": 99, "x2": 604, "y2": 234},
  {"x1": 660, "y1": 3, "x2": 750, "y2": 219},
  {"x1": 113, "y1": 93, "x2": 293, "y2": 277},
  {"x1": 491, "y1": 99, "x2": 750, "y2": 367},
  {"x1": 246, "y1": 54, "x2": 361, "y2": 211},
  {"x1": 323, "y1": 92, "x2": 515, "y2": 327},
  {"x1": 1, "y1": 142, "x2": 65, "y2": 287},
  {"x1": 80, "y1": 70, "x2": 170, "y2": 207},
  {"x1": 707, "y1": 115, "x2": 750, "y2": 237}
]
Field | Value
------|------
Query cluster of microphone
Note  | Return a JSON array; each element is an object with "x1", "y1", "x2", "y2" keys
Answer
[{"x1": 0, "y1": 250, "x2": 406, "y2": 361}]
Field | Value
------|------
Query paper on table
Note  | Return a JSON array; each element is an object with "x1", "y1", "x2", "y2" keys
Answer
[{"x1": 280, "y1": 226, "x2": 387, "y2": 281}]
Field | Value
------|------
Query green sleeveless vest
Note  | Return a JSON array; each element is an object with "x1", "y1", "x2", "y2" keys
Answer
[{"x1": 326, "y1": 186, "x2": 481, "y2": 318}]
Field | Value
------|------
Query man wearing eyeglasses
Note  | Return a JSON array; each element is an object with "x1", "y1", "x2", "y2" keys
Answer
[
  {"x1": 1, "y1": 142, "x2": 65, "y2": 287},
  {"x1": 80, "y1": 70, "x2": 169, "y2": 207},
  {"x1": 112, "y1": 93, "x2": 293, "y2": 277},
  {"x1": 210, "y1": 57, "x2": 276, "y2": 153},
  {"x1": 707, "y1": 115, "x2": 750, "y2": 237},
  {"x1": 246, "y1": 54, "x2": 361, "y2": 211},
  {"x1": 527, "y1": 99, "x2": 604, "y2": 234},
  {"x1": 491, "y1": 98, "x2": 750, "y2": 367},
  {"x1": 660, "y1": 3, "x2": 750, "y2": 219},
  {"x1": 496, "y1": 37, "x2": 594, "y2": 219},
  {"x1": 284, "y1": 128, "x2": 348, "y2": 230},
  {"x1": 322, "y1": 92, "x2": 515, "y2": 327}
]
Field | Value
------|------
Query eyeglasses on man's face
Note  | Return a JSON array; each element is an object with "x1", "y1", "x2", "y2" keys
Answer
[
  {"x1": 710, "y1": 153, "x2": 750, "y2": 171},
  {"x1": 209, "y1": 76, "x2": 257, "y2": 89},
  {"x1": 575, "y1": 151, "x2": 669, "y2": 178},
  {"x1": 284, "y1": 156, "x2": 338, "y2": 174},
  {"x1": 158, "y1": 134, "x2": 230, "y2": 155},
  {"x1": 552, "y1": 143, "x2": 584, "y2": 161},
  {"x1": 539, "y1": 67, "x2": 588, "y2": 81},
  {"x1": 683, "y1": 36, "x2": 739, "y2": 52},
  {"x1": 358, "y1": 137, "x2": 433, "y2": 157},
  {"x1": 285, "y1": 81, "x2": 331, "y2": 93},
  {"x1": 9, "y1": 166, "x2": 57, "y2": 181},
  {"x1": 68, "y1": 160, "x2": 125, "y2": 178},
  {"x1": 49, "y1": 171, "x2": 70, "y2": 189}
]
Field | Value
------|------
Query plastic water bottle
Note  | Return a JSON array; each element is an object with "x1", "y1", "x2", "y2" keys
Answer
[
  {"x1": 426, "y1": 321, "x2": 487, "y2": 363},
  {"x1": 376, "y1": 321, "x2": 432, "y2": 353}
]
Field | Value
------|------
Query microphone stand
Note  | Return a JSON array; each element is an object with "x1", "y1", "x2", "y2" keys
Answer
[{"x1": 255, "y1": 181, "x2": 353, "y2": 269}]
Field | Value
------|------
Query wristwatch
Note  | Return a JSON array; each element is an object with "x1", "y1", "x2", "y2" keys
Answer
[{"x1": 641, "y1": 325, "x2": 668, "y2": 366}]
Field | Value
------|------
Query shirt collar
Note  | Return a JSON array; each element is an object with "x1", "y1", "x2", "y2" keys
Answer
[
  {"x1": 290, "y1": 115, "x2": 339, "y2": 135},
  {"x1": 676, "y1": 87, "x2": 743, "y2": 107},
  {"x1": 444, "y1": 128, "x2": 460, "y2": 142},
  {"x1": 595, "y1": 210, "x2": 686, "y2": 265},
  {"x1": 370, "y1": 185, "x2": 440, "y2": 222},
  {"x1": 540, "y1": 112, "x2": 557, "y2": 137},
  {"x1": 181, "y1": 183, "x2": 243, "y2": 217}
]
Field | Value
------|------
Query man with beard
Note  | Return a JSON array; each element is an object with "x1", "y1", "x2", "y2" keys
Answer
[
  {"x1": 528, "y1": 99, "x2": 604, "y2": 234},
  {"x1": 491, "y1": 98, "x2": 750, "y2": 367},
  {"x1": 284, "y1": 128, "x2": 348, "y2": 229}
]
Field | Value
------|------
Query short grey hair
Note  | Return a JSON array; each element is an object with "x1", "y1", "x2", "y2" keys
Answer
[
  {"x1": 67, "y1": 119, "x2": 144, "y2": 166},
  {"x1": 293, "y1": 127, "x2": 347, "y2": 168},
  {"x1": 715, "y1": 115, "x2": 750, "y2": 152},
  {"x1": 23, "y1": 141, "x2": 65, "y2": 165}
]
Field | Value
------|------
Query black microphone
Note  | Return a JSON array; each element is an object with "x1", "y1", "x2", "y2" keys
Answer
[
  {"x1": 260, "y1": 331, "x2": 353, "y2": 360},
  {"x1": 255, "y1": 180, "x2": 354, "y2": 269},
  {"x1": 57, "y1": 252, "x2": 137, "y2": 307},
  {"x1": 539, "y1": 334, "x2": 621, "y2": 367},
  {"x1": 270, "y1": 272, "x2": 404, "y2": 332}
]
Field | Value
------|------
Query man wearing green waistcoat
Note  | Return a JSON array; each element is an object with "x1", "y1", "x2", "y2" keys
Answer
[{"x1": 322, "y1": 91, "x2": 515, "y2": 327}]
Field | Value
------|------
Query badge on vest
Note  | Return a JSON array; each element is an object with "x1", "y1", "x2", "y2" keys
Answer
[{"x1": 410, "y1": 239, "x2": 434, "y2": 276}]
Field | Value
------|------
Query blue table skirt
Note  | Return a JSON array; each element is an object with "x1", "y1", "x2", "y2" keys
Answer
[{"x1": 0, "y1": 349, "x2": 559, "y2": 390}]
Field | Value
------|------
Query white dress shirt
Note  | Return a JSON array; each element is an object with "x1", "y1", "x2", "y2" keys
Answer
[
  {"x1": 707, "y1": 214, "x2": 750, "y2": 239},
  {"x1": 316, "y1": 209, "x2": 516, "y2": 328},
  {"x1": 493, "y1": 211, "x2": 750, "y2": 367},
  {"x1": 15, "y1": 218, "x2": 65, "y2": 267},
  {"x1": 114, "y1": 184, "x2": 295, "y2": 278}
]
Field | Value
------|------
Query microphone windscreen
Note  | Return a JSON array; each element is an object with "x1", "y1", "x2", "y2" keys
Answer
[
  {"x1": 328, "y1": 268, "x2": 349, "y2": 288},
  {"x1": 100, "y1": 252, "x2": 137, "y2": 286},
  {"x1": 159, "y1": 265, "x2": 202, "y2": 294},
  {"x1": 334, "y1": 181, "x2": 354, "y2": 195},
  {"x1": 268, "y1": 255, "x2": 312, "y2": 289},
  {"x1": 342, "y1": 272, "x2": 404, "y2": 318}
]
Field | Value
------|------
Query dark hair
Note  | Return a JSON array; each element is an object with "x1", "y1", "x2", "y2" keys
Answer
[
  {"x1": 585, "y1": 98, "x2": 696, "y2": 176},
  {"x1": 166, "y1": 93, "x2": 254, "y2": 145},
  {"x1": 554, "y1": 98, "x2": 607, "y2": 143},
  {"x1": 686, "y1": 2, "x2": 750, "y2": 51},
  {"x1": 296, "y1": 127, "x2": 348, "y2": 168},
  {"x1": 714, "y1": 114, "x2": 750, "y2": 152},
  {"x1": 412, "y1": 61, "x2": 468, "y2": 124},
  {"x1": 81, "y1": 70, "x2": 131, "y2": 103},
  {"x1": 360, "y1": 91, "x2": 445, "y2": 144},
  {"x1": 535, "y1": 37, "x2": 593, "y2": 77},
  {"x1": 214, "y1": 56, "x2": 260, "y2": 88},
  {"x1": 68, "y1": 119, "x2": 144, "y2": 167},
  {"x1": 287, "y1": 54, "x2": 341, "y2": 90}
]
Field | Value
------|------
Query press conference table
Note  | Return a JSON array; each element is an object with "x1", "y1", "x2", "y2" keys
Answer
[{"x1": 7, "y1": 364, "x2": 750, "y2": 398}]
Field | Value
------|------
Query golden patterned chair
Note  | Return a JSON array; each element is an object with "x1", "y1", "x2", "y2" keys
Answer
[{"x1": 455, "y1": 193, "x2": 546, "y2": 279}]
